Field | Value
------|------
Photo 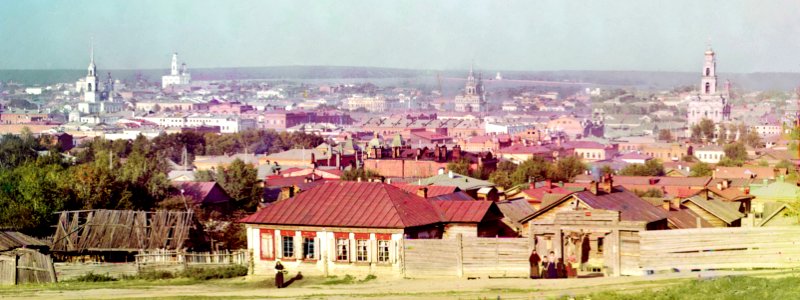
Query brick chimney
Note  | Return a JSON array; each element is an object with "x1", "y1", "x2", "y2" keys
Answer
[
  {"x1": 601, "y1": 173, "x2": 614, "y2": 193},
  {"x1": 452, "y1": 145, "x2": 462, "y2": 160},
  {"x1": 589, "y1": 181, "x2": 599, "y2": 195},
  {"x1": 417, "y1": 187, "x2": 428, "y2": 198}
]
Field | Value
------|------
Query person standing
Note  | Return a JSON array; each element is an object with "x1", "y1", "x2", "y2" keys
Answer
[
  {"x1": 529, "y1": 249, "x2": 541, "y2": 279},
  {"x1": 545, "y1": 251, "x2": 558, "y2": 279},
  {"x1": 274, "y1": 261, "x2": 285, "y2": 288}
]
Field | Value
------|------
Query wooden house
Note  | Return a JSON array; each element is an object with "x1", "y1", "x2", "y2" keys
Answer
[
  {"x1": 679, "y1": 195, "x2": 744, "y2": 227},
  {"x1": 0, "y1": 231, "x2": 56, "y2": 285},
  {"x1": 239, "y1": 181, "x2": 511, "y2": 277}
]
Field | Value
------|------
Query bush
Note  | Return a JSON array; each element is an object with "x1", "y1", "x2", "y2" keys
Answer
[
  {"x1": 178, "y1": 265, "x2": 248, "y2": 280},
  {"x1": 322, "y1": 274, "x2": 356, "y2": 285},
  {"x1": 133, "y1": 270, "x2": 176, "y2": 280},
  {"x1": 71, "y1": 272, "x2": 118, "y2": 282}
]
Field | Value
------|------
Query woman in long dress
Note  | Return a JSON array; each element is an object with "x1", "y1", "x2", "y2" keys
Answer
[
  {"x1": 274, "y1": 261, "x2": 285, "y2": 288},
  {"x1": 529, "y1": 249, "x2": 541, "y2": 279}
]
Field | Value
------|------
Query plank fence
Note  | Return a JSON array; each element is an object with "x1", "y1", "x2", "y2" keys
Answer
[
  {"x1": 403, "y1": 235, "x2": 529, "y2": 278},
  {"x1": 0, "y1": 249, "x2": 57, "y2": 285},
  {"x1": 135, "y1": 249, "x2": 249, "y2": 272},
  {"x1": 639, "y1": 227, "x2": 800, "y2": 272}
]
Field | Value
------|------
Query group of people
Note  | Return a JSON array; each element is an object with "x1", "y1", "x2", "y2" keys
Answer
[{"x1": 529, "y1": 249, "x2": 571, "y2": 279}]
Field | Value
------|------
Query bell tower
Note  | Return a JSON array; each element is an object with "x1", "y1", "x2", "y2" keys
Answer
[
  {"x1": 84, "y1": 41, "x2": 99, "y2": 103},
  {"x1": 701, "y1": 46, "x2": 717, "y2": 95},
  {"x1": 171, "y1": 52, "x2": 179, "y2": 76}
]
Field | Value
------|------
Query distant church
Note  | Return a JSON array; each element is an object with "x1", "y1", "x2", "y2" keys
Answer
[
  {"x1": 454, "y1": 66, "x2": 487, "y2": 112},
  {"x1": 73, "y1": 44, "x2": 124, "y2": 119},
  {"x1": 686, "y1": 46, "x2": 731, "y2": 127},
  {"x1": 161, "y1": 52, "x2": 191, "y2": 89}
]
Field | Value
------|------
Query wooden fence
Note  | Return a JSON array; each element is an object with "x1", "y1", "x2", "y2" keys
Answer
[
  {"x1": 0, "y1": 249, "x2": 57, "y2": 285},
  {"x1": 51, "y1": 210, "x2": 193, "y2": 252},
  {"x1": 639, "y1": 227, "x2": 800, "y2": 272},
  {"x1": 135, "y1": 249, "x2": 249, "y2": 272},
  {"x1": 403, "y1": 235, "x2": 529, "y2": 278}
]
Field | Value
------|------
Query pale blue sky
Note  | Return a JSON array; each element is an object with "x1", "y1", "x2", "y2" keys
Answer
[{"x1": 1, "y1": 0, "x2": 798, "y2": 72}]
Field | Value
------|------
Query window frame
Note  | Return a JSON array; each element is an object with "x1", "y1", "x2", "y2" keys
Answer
[
  {"x1": 281, "y1": 235, "x2": 295, "y2": 259},
  {"x1": 259, "y1": 229, "x2": 275, "y2": 260},
  {"x1": 356, "y1": 239, "x2": 369, "y2": 262},
  {"x1": 336, "y1": 238, "x2": 349, "y2": 262},
  {"x1": 302, "y1": 237, "x2": 316, "y2": 261},
  {"x1": 377, "y1": 240, "x2": 390, "y2": 263}
]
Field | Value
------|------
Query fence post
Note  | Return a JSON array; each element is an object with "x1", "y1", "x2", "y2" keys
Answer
[
  {"x1": 12, "y1": 254, "x2": 18, "y2": 285},
  {"x1": 456, "y1": 233, "x2": 463, "y2": 278}
]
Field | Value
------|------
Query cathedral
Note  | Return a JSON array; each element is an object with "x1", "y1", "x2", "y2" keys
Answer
[
  {"x1": 73, "y1": 45, "x2": 124, "y2": 118},
  {"x1": 454, "y1": 66, "x2": 487, "y2": 112},
  {"x1": 686, "y1": 46, "x2": 731, "y2": 127},
  {"x1": 161, "y1": 52, "x2": 191, "y2": 89}
]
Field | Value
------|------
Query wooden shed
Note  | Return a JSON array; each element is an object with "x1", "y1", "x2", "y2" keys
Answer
[{"x1": 0, "y1": 230, "x2": 57, "y2": 285}]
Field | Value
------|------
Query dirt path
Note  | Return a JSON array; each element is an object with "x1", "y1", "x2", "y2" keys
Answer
[{"x1": 7, "y1": 269, "x2": 795, "y2": 300}]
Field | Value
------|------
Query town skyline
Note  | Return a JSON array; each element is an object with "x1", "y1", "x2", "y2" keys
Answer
[{"x1": 1, "y1": 0, "x2": 800, "y2": 73}]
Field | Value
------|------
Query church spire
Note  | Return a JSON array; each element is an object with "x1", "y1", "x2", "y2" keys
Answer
[{"x1": 87, "y1": 39, "x2": 97, "y2": 77}]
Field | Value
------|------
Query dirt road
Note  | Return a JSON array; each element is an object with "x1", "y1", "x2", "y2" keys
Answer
[{"x1": 4, "y1": 269, "x2": 793, "y2": 300}]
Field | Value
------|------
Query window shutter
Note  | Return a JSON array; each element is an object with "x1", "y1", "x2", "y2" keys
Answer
[
  {"x1": 349, "y1": 239, "x2": 356, "y2": 262},
  {"x1": 369, "y1": 239, "x2": 377, "y2": 263},
  {"x1": 294, "y1": 234, "x2": 302, "y2": 260},
  {"x1": 275, "y1": 234, "x2": 282, "y2": 259},
  {"x1": 329, "y1": 237, "x2": 336, "y2": 262},
  {"x1": 389, "y1": 240, "x2": 397, "y2": 264}
]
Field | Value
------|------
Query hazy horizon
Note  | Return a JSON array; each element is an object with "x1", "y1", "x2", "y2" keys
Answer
[{"x1": 2, "y1": 0, "x2": 799, "y2": 73}]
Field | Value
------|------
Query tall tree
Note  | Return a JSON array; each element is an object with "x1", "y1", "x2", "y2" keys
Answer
[
  {"x1": 699, "y1": 118, "x2": 715, "y2": 141},
  {"x1": 216, "y1": 159, "x2": 261, "y2": 211},
  {"x1": 690, "y1": 162, "x2": 713, "y2": 177},
  {"x1": 511, "y1": 156, "x2": 550, "y2": 185}
]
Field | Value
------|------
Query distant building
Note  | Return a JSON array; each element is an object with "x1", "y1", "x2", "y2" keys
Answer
[
  {"x1": 687, "y1": 46, "x2": 731, "y2": 127},
  {"x1": 161, "y1": 52, "x2": 192, "y2": 89},
  {"x1": 73, "y1": 44, "x2": 124, "y2": 117},
  {"x1": 454, "y1": 67, "x2": 486, "y2": 113},
  {"x1": 345, "y1": 95, "x2": 387, "y2": 112}
]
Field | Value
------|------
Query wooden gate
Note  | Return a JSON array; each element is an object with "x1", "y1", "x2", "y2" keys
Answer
[{"x1": 0, "y1": 249, "x2": 57, "y2": 285}]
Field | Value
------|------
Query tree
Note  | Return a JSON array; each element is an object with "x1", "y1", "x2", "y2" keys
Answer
[
  {"x1": 341, "y1": 168, "x2": 381, "y2": 181},
  {"x1": 215, "y1": 159, "x2": 261, "y2": 211},
  {"x1": 511, "y1": 156, "x2": 550, "y2": 185},
  {"x1": 690, "y1": 125, "x2": 703, "y2": 143},
  {"x1": 446, "y1": 158, "x2": 471, "y2": 175},
  {"x1": 716, "y1": 157, "x2": 741, "y2": 167},
  {"x1": 619, "y1": 159, "x2": 665, "y2": 176},
  {"x1": 547, "y1": 156, "x2": 587, "y2": 182},
  {"x1": 698, "y1": 118, "x2": 715, "y2": 141},
  {"x1": 723, "y1": 142, "x2": 748, "y2": 162},
  {"x1": 488, "y1": 170, "x2": 513, "y2": 190},
  {"x1": 658, "y1": 129, "x2": 673, "y2": 142},
  {"x1": 599, "y1": 165, "x2": 615, "y2": 176},
  {"x1": 690, "y1": 162, "x2": 713, "y2": 177},
  {"x1": 0, "y1": 133, "x2": 38, "y2": 169},
  {"x1": 741, "y1": 131, "x2": 762, "y2": 148}
]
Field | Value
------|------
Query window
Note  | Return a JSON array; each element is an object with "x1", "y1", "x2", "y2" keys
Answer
[
  {"x1": 302, "y1": 237, "x2": 315, "y2": 260},
  {"x1": 597, "y1": 237, "x2": 604, "y2": 254},
  {"x1": 336, "y1": 239, "x2": 349, "y2": 261},
  {"x1": 377, "y1": 240, "x2": 390, "y2": 263},
  {"x1": 259, "y1": 229, "x2": 274, "y2": 260},
  {"x1": 356, "y1": 240, "x2": 369, "y2": 262},
  {"x1": 282, "y1": 236, "x2": 294, "y2": 258}
]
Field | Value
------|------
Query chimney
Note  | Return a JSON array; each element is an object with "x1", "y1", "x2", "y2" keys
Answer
[
  {"x1": 648, "y1": 178, "x2": 658, "y2": 185},
  {"x1": 417, "y1": 187, "x2": 428, "y2": 198},
  {"x1": 448, "y1": 170, "x2": 455, "y2": 179},
  {"x1": 433, "y1": 144, "x2": 440, "y2": 161},
  {"x1": 546, "y1": 179, "x2": 552, "y2": 189},
  {"x1": 438, "y1": 167, "x2": 445, "y2": 175},
  {"x1": 601, "y1": 173, "x2": 613, "y2": 193},
  {"x1": 662, "y1": 199, "x2": 671, "y2": 211},
  {"x1": 589, "y1": 181, "x2": 599, "y2": 195},
  {"x1": 530, "y1": 182, "x2": 536, "y2": 190},
  {"x1": 357, "y1": 177, "x2": 362, "y2": 182},
  {"x1": 716, "y1": 182, "x2": 723, "y2": 190},
  {"x1": 452, "y1": 145, "x2": 462, "y2": 160},
  {"x1": 722, "y1": 180, "x2": 729, "y2": 189}
]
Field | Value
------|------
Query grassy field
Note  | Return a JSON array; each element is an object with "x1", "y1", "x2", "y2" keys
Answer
[
  {"x1": 2, "y1": 270, "x2": 799, "y2": 299},
  {"x1": 568, "y1": 275, "x2": 800, "y2": 300}
]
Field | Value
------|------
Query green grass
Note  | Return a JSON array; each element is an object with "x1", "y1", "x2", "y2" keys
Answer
[
  {"x1": 561, "y1": 275, "x2": 800, "y2": 300},
  {"x1": 320, "y1": 274, "x2": 377, "y2": 285}
]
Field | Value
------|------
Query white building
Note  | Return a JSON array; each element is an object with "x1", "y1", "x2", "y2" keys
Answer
[
  {"x1": 161, "y1": 53, "x2": 192, "y2": 89},
  {"x1": 345, "y1": 95, "x2": 387, "y2": 112},
  {"x1": 454, "y1": 67, "x2": 486, "y2": 113},
  {"x1": 485, "y1": 121, "x2": 533, "y2": 135},
  {"x1": 687, "y1": 47, "x2": 731, "y2": 127},
  {"x1": 693, "y1": 145, "x2": 726, "y2": 164},
  {"x1": 74, "y1": 45, "x2": 124, "y2": 117},
  {"x1": 141, "y1": 113, "x2": 257, "y2": 133}
]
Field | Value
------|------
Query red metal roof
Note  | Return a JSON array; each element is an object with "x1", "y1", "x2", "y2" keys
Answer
[
  {"x1": 172, "y1": 181, "x2": 229, "y2": 205},
  {"x1": 240, "y1": 181, "x2": 442, "y2": 228},
  {"x1": 433, "y1": 200, "x2": 492, "y2": 223}
]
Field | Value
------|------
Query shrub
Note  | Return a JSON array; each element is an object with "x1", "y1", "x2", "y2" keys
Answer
[
  {"x1": 134, "y1": 270, "x2": 176, "y2": 280},
  {"x1": 322, "y1": 274, "x2": 355, "y2": 285},
  {"x1": 72, "y1": 272, "x2": 118, "y2": 282},
  {"x1": 178, "y1": 265, "x2": 248, "y2": 280}
]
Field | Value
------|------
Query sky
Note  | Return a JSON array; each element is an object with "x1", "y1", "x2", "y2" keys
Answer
[{"x1": 1, "y1": 0, "x2": 799, "y2": 73}]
